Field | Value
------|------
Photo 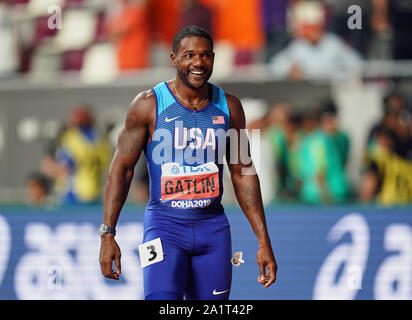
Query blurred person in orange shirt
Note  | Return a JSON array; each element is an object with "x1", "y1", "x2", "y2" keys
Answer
[
  {"x1": 148, "y1": 0, "x2": 182, "y2": 46},
  {"x1": 201, "y1": 0, "x2": 264, "y2": 65},
  {"x1": 106, "y1": 0, "x2": 150, "y2": 71}
]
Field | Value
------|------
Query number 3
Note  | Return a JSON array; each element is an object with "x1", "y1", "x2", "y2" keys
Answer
[{"x1": 147, "y1": 245, "x2": 157, "y2": 262}]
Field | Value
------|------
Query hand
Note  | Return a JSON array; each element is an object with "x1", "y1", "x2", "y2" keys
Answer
[
  {"x1": 256, "y1": 246, "x2": 278, "y2": 288},
  {"x1": 99, "y1": 234, "x2": 121, "y2": 280},
  {"x1": 289, "y1": 64, "x2": 305, "y2": 81}
]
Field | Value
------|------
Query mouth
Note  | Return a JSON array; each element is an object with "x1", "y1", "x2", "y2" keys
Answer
[{"x1": 189, "y1": 69, "x2": 207, "y2": 77}]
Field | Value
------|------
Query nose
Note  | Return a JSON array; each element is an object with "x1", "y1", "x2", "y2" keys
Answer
[{"x1": 192, "y1": 55, "x2": 204, "y2": 67}]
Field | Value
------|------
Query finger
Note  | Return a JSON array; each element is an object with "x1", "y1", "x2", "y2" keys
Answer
[
  {"x1": 264, "y1": 264, "x2": 277, "y2": 288},
  {"x1": 115, "y1": 253, "x2": 121, "y2": 276},
  {"x1": 257, "y1": 262, "x2": 266, "y2": 284},
  {"x1": 104, "y1": 269, "x2": 119, "y2": 280},
  {"x1": 100, "y1": 259, "x2": 119, "y2": 280}
]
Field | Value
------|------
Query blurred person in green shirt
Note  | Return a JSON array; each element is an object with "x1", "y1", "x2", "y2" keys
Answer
[
  {"x1": 265, "y1": 104, "x2": 304, "y2": 202},
  {"x1": 298, "y1": 107, "x2": 350, "y2": 204}
]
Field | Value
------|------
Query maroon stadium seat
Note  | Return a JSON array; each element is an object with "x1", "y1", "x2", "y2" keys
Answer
[
  {"x1": 10, "y1": 0, "x2": 29, "y2": 5},
  {"x1": 64, "y1": 0, "x2": 85, "y2": 9},
  {"x1": 33, "y1": 16, "x2": 58, "y2": 45},
  {"x1": 94, "y1": 11, "x2": 106, "y2": 43},
  {"x1": 62, "y1": 49, "x2": 86, "y2": 71}
]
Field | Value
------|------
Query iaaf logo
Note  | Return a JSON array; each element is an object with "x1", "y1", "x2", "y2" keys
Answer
[{"x1": 170, "y1": 164, "x2": 212, "y2": 175}]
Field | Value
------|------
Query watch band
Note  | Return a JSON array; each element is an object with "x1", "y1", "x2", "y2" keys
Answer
[{"x1": 98, "y1": 224, "x2": 116, "y2": 237}]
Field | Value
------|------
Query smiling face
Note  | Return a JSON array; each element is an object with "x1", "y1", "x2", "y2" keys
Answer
[{"x1": 171, "y1": 36, "x2": 214, "y2": 89}]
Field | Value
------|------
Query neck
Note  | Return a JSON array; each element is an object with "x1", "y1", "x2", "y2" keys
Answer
[{"x1": 173, "y1": 78, "x2": 208, "y2": 109}]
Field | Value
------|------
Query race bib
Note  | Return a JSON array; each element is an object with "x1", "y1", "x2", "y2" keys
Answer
[
  {"x1": 138, "y1": 238, "x2": 164, "y2": 268},
  {"x1": 160, "y1": 162, "x2": 220, "y2": 209}
]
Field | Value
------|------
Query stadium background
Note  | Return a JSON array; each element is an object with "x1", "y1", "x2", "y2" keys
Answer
[{"x1": 1, "y1": 0, "x2": 412, "y2": 300}]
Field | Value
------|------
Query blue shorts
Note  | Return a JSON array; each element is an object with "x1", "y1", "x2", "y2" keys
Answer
[{"x1": 143, "y1": 212, "x2": 232, "y2": 300}]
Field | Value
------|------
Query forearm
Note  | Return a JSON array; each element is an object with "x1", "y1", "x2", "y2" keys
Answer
[
  {"x1": 232, "y1": 173, "x2": 271, "y2": 247},
  {"x1": 103, "y1": 161, "x2": 135, "y2": 228}
]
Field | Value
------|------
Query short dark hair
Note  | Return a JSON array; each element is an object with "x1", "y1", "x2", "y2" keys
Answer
[
  {"x1": 27, "y1": 172, "x2": 51, "y2": 194},
  {"x1": 172, "y1": 25, "x2": 213, "y2": 53}
]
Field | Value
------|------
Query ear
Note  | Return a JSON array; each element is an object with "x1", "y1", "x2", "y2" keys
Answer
[{"x1": 170, "y1": 52, "x2": 177, "y2": 67}]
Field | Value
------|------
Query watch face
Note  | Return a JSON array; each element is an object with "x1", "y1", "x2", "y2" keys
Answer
[
  {"x1": 98, "y1": 224, "x2": 115, "y2": 236},
  {"x1": 98, "y1": 225, "x2": 107, "y2": 236}
]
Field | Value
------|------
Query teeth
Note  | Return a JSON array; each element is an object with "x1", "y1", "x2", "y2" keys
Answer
[{"x1": 191, "y1": 71, "x2": 204, "y2": 75}]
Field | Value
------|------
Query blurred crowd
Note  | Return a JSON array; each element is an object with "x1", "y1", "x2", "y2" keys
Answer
[
  {"x1": 243, "y1": 89, "x2": 412, "y2": 206},
  {"x1": 26, "y1": 104, "x2": 151, "y2": 207},
  {"x1": 1, "y1": 0, "x2": 410, "y2": 207},
  {"x1": 1, "y1": 0, "x2": 412, "y2": 80},
  {"x1": 25, "y1": 90, "x2": 412, "y2": 207}
]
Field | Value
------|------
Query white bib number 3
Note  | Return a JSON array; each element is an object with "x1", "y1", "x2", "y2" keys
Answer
[{"x1": 138, "y1": 238, "x2": 164, "y2": 268}]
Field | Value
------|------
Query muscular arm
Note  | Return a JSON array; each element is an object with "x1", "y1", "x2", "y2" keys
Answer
[
  {"x1": 100, "y1": 90, "x2": 154, "y2": 280},
  {"x1": 225, "y1": 94, "x2": 277, "y2": 288},
  {"x1": 103, "y1": 91, "x2": 153, "y2": 226}
]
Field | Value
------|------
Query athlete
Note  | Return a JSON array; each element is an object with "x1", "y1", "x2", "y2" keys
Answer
[{"x1": 99, "y1": 25, "x2": 278, "y2": 300}]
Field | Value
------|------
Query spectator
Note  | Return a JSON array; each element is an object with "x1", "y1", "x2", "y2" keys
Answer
[
  {"x1": 265, "y1": 104, "x2": 305, "y2": 201},
  {"x1": 407, "y1": 112, "x2": 412, "y2": 161},
  {"x1": 0, "y1": 0, "x2": 19, "y2": 78},
  {"x1": 320, "y1": 103, "x2": 350, "y2": 168},
  {"x1": 43, "y1": 105, "x2": 113, "y2": 204},
  {"x1": 367, "y1": 92, "x2": 411, "y2": 159},
  {"x1": 202, "y1": 0, "x2": 264, "y2": 65},
  {"x1": 269, "y1": 1, "x2": 362, "y2": 81},
  {"x1": 105, "y1": 0, "x2": 150, "y2": 71},
  {"x1": 276, "y1": 111, "x2": 304, "y2": 202},
  {"x1": 371, "y1": 0, "x2": 412, "y2": 60},
  {"x1": 266, "y1": 103, "x2": 292, "y2": 154},
  {"x1": 360, "y1": 125, "x2": 412, "y2": 205},
  {"x1": 262, "y1": 0, "x2": 295, "y2": 62},
  {"x1": 301, "y1": 107, "x2": 320, "y2": 136},
  {"x1": 181, "y1": 0, "x2": 213, "y2": 37},
  {"x1": 298, "y1": 107, "x2": 350, "y2": 204},
  {"x1": 148, "y1": 0, "x2": 182, "y2": 46},
  {"x1": 26, "y1": 172, "x2": 52, "y2": 206}
]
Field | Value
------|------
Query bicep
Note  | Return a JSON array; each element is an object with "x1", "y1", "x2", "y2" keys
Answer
[
  {"x1": 112, "y1": 107, "x2": 148, "y2": 170},
  {"x1": 225, "y1": 94, "x2": 253, "y2": 176}
]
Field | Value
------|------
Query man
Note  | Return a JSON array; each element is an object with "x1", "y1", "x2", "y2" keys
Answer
[
  {"x1": 269, "y1": 1, "x2": 362, "y2": 81},
  {"x1": 43, "y1": 105, "x2": 112, "y2": 204},
  {"x1": 360, "y1": 126, "x2": 412, "y2": 205},
  {"x1": 105, "y1": 0, "x2": 150, "y2": 70},
  {"x1": 99, "y1": 25, "x2": 277, "y2": 300}
]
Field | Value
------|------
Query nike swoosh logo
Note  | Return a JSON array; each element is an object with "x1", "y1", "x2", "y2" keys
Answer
[
  {"x1": 212, "y1": 289, "x2": 230, "y2": 295},
  {"x1": 165, "y1": 116, "x2": 180, "y2": 122}
]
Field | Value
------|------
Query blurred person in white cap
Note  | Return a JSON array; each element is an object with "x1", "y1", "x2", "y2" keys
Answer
[{"x1": 269, "y1": 1, "x2": 362, "y2": 81}]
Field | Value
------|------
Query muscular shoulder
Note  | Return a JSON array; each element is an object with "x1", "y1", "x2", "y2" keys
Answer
[
  {"x1": 129, "y1": 89, "x2": 156, "y2": 117},
  {"x1": 225, "y1": 92, "x2": 245, "y2": 129},
  {"x1": 125, "y1": 89, "x2": 156, "y2": 128}
]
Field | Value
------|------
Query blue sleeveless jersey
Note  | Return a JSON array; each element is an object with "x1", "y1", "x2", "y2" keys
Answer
[{"x1": 144, "y1": 81, "x2": 231, "y2": 219}]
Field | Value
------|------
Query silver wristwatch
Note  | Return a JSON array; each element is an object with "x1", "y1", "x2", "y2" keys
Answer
[{"x1": 98, "y1": 224, "x2": 116, "y2": 237}]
